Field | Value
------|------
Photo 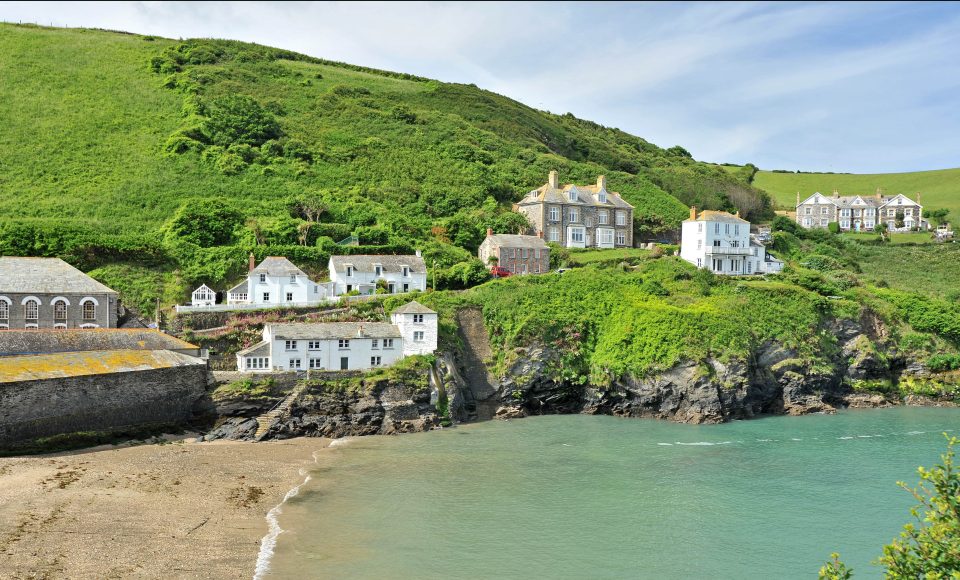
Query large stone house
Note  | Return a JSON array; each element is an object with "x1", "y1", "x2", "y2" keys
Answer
[
  {"x1": 237, "y1": 301, "x2": 437, "y2": 372},
  {"x1": 514, "y1": 171, "x2": 634, "y2": 248},
  {"x1": 328, "y1": 253, "x2": 427, "y2": 296},
  {"x1": 680, "y1": 208, "x2": 783, "y2": 275},
  {"x1": 795, "y1": 190, "x2": 925, "y2": 232},
  {"x1": 477, "y1": 229, "x2": 550, "y2": 275},
  {"x1": 227, "y1": 255, "x2": 329, "y2": 306},
  {"x1": 0, "y1": 257, "x2": 118, "y2": 329}
]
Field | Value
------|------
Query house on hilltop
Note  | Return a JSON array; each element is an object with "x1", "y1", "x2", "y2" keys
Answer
[
  {"x1": 680, "y1": 208, "x2": 783, "y2": 275},
  {"x1": 795, "y1": 190, "x2": 925, "y2": 232},
  {"x1": 0, "y1": 257, "x2": 119, "y2": 330},
  {"x1": 514, "y1": 171, "x2": 634, "y2": 248},
  {"x1": 477, "y1": 229, "x2": 550, "y2": 275},
  {"x1": 328, "y1": 253, "x2": 427, "y2": 296}
]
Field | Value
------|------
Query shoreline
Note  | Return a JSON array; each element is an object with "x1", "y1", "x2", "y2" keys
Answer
[{"x1": 0, "y1": 436, "x2": 330, "y2": 579}]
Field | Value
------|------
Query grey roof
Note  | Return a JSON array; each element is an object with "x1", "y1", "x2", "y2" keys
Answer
[
  {"x1": 329, "y1": 255, "x2": 426, "y2": 274},
  {"x1": 684, "y1": 210, "x2": 749, "y2": 224},
  {"x1": 519, "y1": 180, "x2": 634, "y2": 210},
  {"x1": 0, "y1": 257, "x2": 117, "y2": 295},
  {"x1": 485, "y1": 234, "x2": 550, "y2": 250},
  {"x1": 391, "y1": 301, "x2": 436, "y2": 315},
  {"x1": 0, "y1": 329, "x2": 200, "y2": 357},
  {"x1": 800, "y1": 192, "x2": 920, "y2": 209},
  {"x1": 268, "y1": 322, "x2": 401, "y2": 340},
  {"x1": 251, "y1": 257, "x2": 309, "y2": 277},
  {"x1": 0, "y1": 349, "x2": 204, "y2": 383},
  {"x1": 237, "y1": 341, "x2": 270, "y2": 357}
]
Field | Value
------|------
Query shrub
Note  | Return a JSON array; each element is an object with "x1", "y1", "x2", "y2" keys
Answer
[
  {"x1": 203, "y1": 94, "x2": 282, "y2": 147},
  {"x1": 927, "y1": 354, "x2": 960, "y2": 372},
  {"x1": 164, "y1": 199, "x2": 244, "y2": 248}
]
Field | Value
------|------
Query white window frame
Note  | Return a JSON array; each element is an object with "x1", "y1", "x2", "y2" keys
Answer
[
  {"x1": 285, "y1": 340, "x2": 298, "y2": 351},
  {"x1": 346, "y1": 265, "x2": 354, "y2": 277},
  {"x1": 53, "y1": 300, "x2": 68, "y2": 320},
  {"x1": 549, "y1": 206, "x2": 560, "y2": 222},
  {"x1": 263, "y1": 292, "x2": 270, "y2": 302},
  {"x1": 569, "y1": 208, "x2": 578, "y2": 223},
  {"x1": 383, "y1": 338, "x2": 394, "y2": 349},
  {"x1": 338, "y1": 339, "x2": 350, "y2": 349},
  {"x1": 413, "y1": 314, "x2": 424, "y2": 323},
  {"x1": 260, "y1": 274, "x2": 266, "y2": 283},
  {"x1": 289, "y1": 358, "x2": 302, "y2": 370},
  {"x1": 371, "y1": 356, "x2": 382, "y2": 367},
  {"x1": 0, "y1": 297, "x2": 8, "y2": 320},
  {"x1": 617, "y1": 232, "x2": 626, "y2": 245},
  {"x1": 548, "y1": 227, "x2": 559, "y2": 242},
  {"x1": 308, "y1": 341, "x2": 322, "y2": 350},
  {"x1": 24, "y1": 299, "x2": 39, "y2": 321},
  {"x1": 309, "y1": 358, "x2": 323, "y2": 369},
  {"x1": 616, "y1": 212, "x2": 625, "y2": 226},
  {"x1": 598, "y1": 211, "x2": 608, "y2": 225},
  {"x1": 371, "y1": 339, "x2": 379, "y2": 349},
  {"x1": 413, "y1": 331, "x2": 424, "y2": 342}
]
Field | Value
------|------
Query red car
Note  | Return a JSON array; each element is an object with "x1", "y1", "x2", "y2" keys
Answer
[{"x1": 490, "y1": 266, "x2": 513, "y2": 278}]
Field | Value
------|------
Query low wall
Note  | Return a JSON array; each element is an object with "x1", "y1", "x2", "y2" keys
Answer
[{"x1": 0, "y1": 364, "x2": 209, "y2": 446}]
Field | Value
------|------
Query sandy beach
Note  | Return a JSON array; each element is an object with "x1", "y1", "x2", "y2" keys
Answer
[{"x1": 0, "y1": 437, "x2": 329, "y2": 579}]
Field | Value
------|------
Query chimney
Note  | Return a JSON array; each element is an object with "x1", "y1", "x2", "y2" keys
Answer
[
  {"x1": 689, "y1": 206, "x2": 697, "y2": 220},
  {"x1": 735, "y1": 210, "x2": 741, "y2": 219},
  {"x1": 548, "y1": 170, "x2": 559, "y2": 189},
  {"x1": 415, "y1": 249, "x2": 422, "y2": 257},
  {"x1": 597, "y1": 175, "x2": 606, "y2": 190},
  {"x1": 248, "y1": 252, "x2": 255, "y2": 273},
  {"x1": 486, "y1": 227, "x2": 493, "y2": 238},
  {"x1": 358, "y1": 325, "x2": 364, "y2": 337},
  {"x1": 537, "y1": 230, "x2": 543, "y2": 239},
  {"x1": 833, "y1": 188, "x2": 839, "y2": 199},
  {"x1": 916, "y1": 191, "x2": 921, "y2": 205},
  {"x1": 796, "y1": 191, "x2": 800, "y2": 206}
]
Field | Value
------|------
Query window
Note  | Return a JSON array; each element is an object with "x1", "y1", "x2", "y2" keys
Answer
[
  {"x1": 289, "y1": 358, "x2": 302, "y2": 369},
  {"x1": 598, "y1": 191, "x2": 606, "y2": 203},
  {"x1": 413, "y1": 314, "x2": 424, "y2": 323},
  {"x1": 290, "y1": 274, "x2": 297, "y2": 283},
  {"x1": 598, "y1": 211, "x2": 608, "y2": 225},
  {"x1": 866, "y1": 208, "x2": 875, "y2": 216},
  {"x1": 371, "y1": 356, "x2": 382, "y2": 367},
  {"x1": 805, "y1": 207, "x2": 812, "y2": 215},
  {"x1": 549, "y1": 206, "x2": 560, "y2": 222},
  {"x1": 402, "y1": 266, "x2": 409, "y2": 277},
  {"x1": 374, "y1": 265, "x2": 382, "y2": 276},
  {"x1": 521, "y1": 248, "x2": 528, "y2": 260},
  {"x1": 840, "y1": 220, "x2": 850, "y2": 229},
  {"x1": 534, "y1": 261, "x2": 540, "y2": 273},
  {"x1": 888, "y1": 209, "x2": 896, "y2": 217},
  {"x1": 570, "y1": 228, "x2": 584, "y2": 243},
  {"x1": 309, "y1": 358, "x2": 323, "y2": 369},
  {"x1": 713, "y1": 239, "x2": 721, "y2": 247},
  {"x1": 346, "y1": 266, "x2": 353, "y2": 277},
  {"x1": 286, "y1": 292, "x2": 293, "y2": 301},
  {"x1": 53, "y1": 300, "x2": 67, "y2": 320},
  {"x1": 403, "y1": 283, "x2": 409, "y2": 292},
  {"x1": 569, "y1": 208, "x2": 578, "y2": 222},
  {"x1": 371, "y1": 339, "x2": 379, "y2": 349},
  {"x1": 725, "y1": 224, "x2": 730, "y2": 234},
  {"x1": 0, "y1": 299, "x2": 8, "y2": 320},
  {"x1": 841, "y1": 209, "x2": 850, "y2": 217},
  {"x1": 245, "y1": 357, "x2": 268, "y2": 370},
  {"x1": 616, "y1": 212, "x2": 626, "y2": 226},
  {"x1": 585, "y1": 216, "x2": 593, "y2": 227},
  {"x1": 747, "y1": 261, "x2": 752, "y2": 274},
  {"x1": 715, "y1": 223, "x2": 720, "y2": 233},
  {"x1": 308, "y1": 341, "x2": 322, "y2": 350},
  {"x1": 865, "y1": 221, "x2": 874, "y2": 229},
  {"x1": 905, "y1": 208, "x2": 913, "y2": 216},
  {"x1": 697, "y1": 240, "x2": 702, "y2": 249},
  {"x1": 696, "y1": 258, "x2": 702, "y2": 267},
  {"x1": 285, "y1": 340, "x2": 298, "y2": 351},
  {"x1": 263, "y1": 292, "x2": 270, "y2": 302},
  {"x1": 414, "y1": 331, "x2": 425, "y2": 342},
  {"x1": 803, "y1": 217, "x2": 812, "y2": 226},
  {"x1": 735, "y1": 225, "x2": 740, "y2": 235},
  {"x1": 713, "y1": 259, "x2": 723, "y2": 272},
  {"x1": 383, "y1": 338, "x2": 394, "y2": 348},
  {"x1": 820, "y1": 219, "x2": 829, "y2": 226},
  {"x1": 24, "y1": 299, "x2": 39, "y2": 321},
  {"x1": 548, "y1": 227, "x2": 559, "y2": 242},
  {"x1": 616, "y1": 232, "x2": 626, "y2": 245},
  {"x1": 569, "y1": 189, "x2": 578, "y2": 202},
  {"x1": 80, "y1": 300, "x2": 95, "y2": 320},
  {"x1": 822, "y1": 206, "x2": 830, "y2": 215},
  {"x1": 260, "y1": 274, "x2": 266, "y2": 283},
  {"x1": 338, "y1": 339, "x2": 350, "y2": 349},
  {"x1": 854, "y1": 209, "x2": 862, "y2": 217}
]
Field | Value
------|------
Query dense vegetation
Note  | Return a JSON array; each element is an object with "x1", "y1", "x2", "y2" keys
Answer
[{"x1": 0, "y1": 24, "x2": 777, "y2": 315}]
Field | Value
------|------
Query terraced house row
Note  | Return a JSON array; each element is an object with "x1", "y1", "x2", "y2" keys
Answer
[{"x1": 795, "y1": 190, "x2": 925, "y2": 232}]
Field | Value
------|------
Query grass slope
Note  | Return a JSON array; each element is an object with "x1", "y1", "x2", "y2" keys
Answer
[{"x1": 754, "y1": 168, "x2": 960, "y2": 217}]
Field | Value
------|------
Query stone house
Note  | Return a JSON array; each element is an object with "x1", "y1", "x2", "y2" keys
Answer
[
  {"x1": 0, "y1": 257, "x2": 118, "y2": 330},
  {"x1": 680, "y1": 208, "x2": 783, "y2": 275},
  {"x1": 514, "y1": 171, "x2": 634, "y2": 248},
  {"x1": 328, "y1": 253, "x2": 427, "y2": 296},
  {"x1": 477, "y1": 229, "x2": 550, "y2": 274},
  {"x1": 227, "y1": 255, "x2": 329, "y2": 306},
  {"x1": 237, "y1": 300, "x2": 437, "y2": 372},
  {"x1": 796, "y1": 190, "x2": 925, "y2": 232}
]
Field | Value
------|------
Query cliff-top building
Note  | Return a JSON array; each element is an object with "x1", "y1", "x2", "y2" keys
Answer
[
  {"x1": 477, "y1": 230, "x2": 550, "y2": 275},
  {"x1": 514, "y1": 171, "x2": 634, "y2": 248}
]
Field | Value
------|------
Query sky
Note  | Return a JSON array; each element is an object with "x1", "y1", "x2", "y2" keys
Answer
[{"x1": 2, "y1": 1, "x2": 959, "y2": 173}]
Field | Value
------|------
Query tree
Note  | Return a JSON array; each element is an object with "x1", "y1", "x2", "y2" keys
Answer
[
  {"x1": 923, "y1": 208, "x2": 950, "y2": 226},
  {"x1": 164, "y1": 199, "x2": 244, "y2": 248},
  {"x1": 203, "y1": 95, "x2": 282, "y2": 148},
  {"x1": 818, "y1": 553, "x2": 852, "y2": 580}
]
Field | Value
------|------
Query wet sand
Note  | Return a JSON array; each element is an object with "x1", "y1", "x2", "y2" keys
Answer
[{"x1": 0, "y1": 437, "x2": 328, "y2": 579}]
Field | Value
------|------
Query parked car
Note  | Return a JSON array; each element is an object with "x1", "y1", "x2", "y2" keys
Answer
[{"x1": 490, "y1": 266, "x2": 513, "y2": 278}]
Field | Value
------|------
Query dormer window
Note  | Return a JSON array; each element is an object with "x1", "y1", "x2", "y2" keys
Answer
[
  {"x1": 259, "y1": 274, "x2": 266, "y2": 283},
  {"x1": 374, "y1": 264, "x2": 382, "y2": 277},
  {"x1": 569, "y1": 189, "x2": 578, "y2": 202},
  {"x1": 599, "y1": 191, "x2": 606, "y2": 203},
  {"x1": 402, "y1": 266, "x2": 409, "y2": 277},
  {"x1": 346, "y1": 266, "x2": 353, "y2": 277},
  {"x1": 290, "y1": 274, "x2": 296, "y2": 283}
]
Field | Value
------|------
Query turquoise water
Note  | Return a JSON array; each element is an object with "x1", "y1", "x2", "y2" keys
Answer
[{"x1": 266, "y1": 408, "x2": 959, "y2": 579}]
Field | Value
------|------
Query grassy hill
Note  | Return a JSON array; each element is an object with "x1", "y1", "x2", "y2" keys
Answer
[{"x1": 753, "y1": 168, "x2": 960, "y2": 217}]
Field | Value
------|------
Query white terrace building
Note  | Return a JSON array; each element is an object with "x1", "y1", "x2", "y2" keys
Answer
[
  {"x1": 227, "y1": 255, "x2": 329, "y2": 306},
  {"x1": 236, "y1": 301, "x2": 437, "y2": 372},
  {"x1": 680, "y1": 208, "x2": 783, "y2": 275},
  {"x1": 328, "y1": 253, "x2": 427, "y2": 296}
]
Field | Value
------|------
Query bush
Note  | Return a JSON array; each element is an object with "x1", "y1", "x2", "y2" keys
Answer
[
  {"x1": 927, "y1": 354, "x2": 960, "y2": 372},
  {"x1": 828, "y1": 222, "x2": 841, "y2": 234},
  {"x1": 164, "y1": 199, "x2": 244, "y2": 248},
  {"x1": 203, "y1": 94, "x2": 282, "y2": 147}
]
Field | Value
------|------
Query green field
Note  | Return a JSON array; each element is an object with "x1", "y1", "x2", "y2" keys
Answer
[
  {"x1": 753, "y1": 168, "x2": 960, "y2": 218},
  {"x1": 565, "y1": 247, "x2": 651, "y2": 266},
  {"x1": 855, "y1": 243, "x2": 960, "y2": 296}
]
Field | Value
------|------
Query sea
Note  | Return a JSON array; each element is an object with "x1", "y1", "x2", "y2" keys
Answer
[{"x1": 259, "y1": 407, "x2": 959, "y2": 579}]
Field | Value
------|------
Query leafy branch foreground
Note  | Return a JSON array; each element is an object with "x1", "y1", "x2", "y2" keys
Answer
[{"x1": 820, "y1": 435, "x2": 960, "y2": 578}]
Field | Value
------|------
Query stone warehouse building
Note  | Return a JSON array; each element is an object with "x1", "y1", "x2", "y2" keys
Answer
[
  {"x1": 515, "y1": 171, "x2": 634, "y2": 248},
  {"x1": 795, "y1": 190, "x2": 925, "y2": 232},
  {"x1": 0, "y1": 257, "x2": 118, "y2": 329},
  {"x1": 477, "y1": 230, "x2": 550, "y2": 275}
]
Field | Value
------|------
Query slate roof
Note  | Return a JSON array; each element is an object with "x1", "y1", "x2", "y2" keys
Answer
[
  {"x1": 518, "y1": 179, "x2": 634, "y2": 210},
  {"x1": 329, "y1": 255, "x2": 427, "y2": 274},
  {"x1": 267, "y1": 322, "x2": 401, "y2": 340},
  {"x1": 0, "y1": 350, "x2": 204, "y2": 383},
  {"x1": 799, "y1": 192, "x2": 920, "y2": 208},
  {"x1": 685, "y1": 210, "x2": 749, "y2": 224},
  {"x1": 391, "y1": 301, "x2": 436, "y2": 315},
  {"x1": 0, "y1": 257, "x2": 117, "y2": 295},
  {"x1": 484, "y1": 234, "x2": 550, "y2": 250},
  {"x1": 0, "y1": 329, "x2": 200, "y2": 357},
  {"x1": 236, "y1": 341, "x2": 271, "y2": 357},
  {"x1": 250, "y1": 257, "x2": 309, "y2": 277}
]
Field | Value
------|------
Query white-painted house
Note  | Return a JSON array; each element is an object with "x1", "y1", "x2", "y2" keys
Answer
[
  {"x1": 236, "y1": 301, "x2": 438, "y2": 372},
  {"x1": 328, "y1": 254, "x2": 427, "y2": 296},
  {"x1": 227, "y1": 255, "x2": 330, "y2": 306},
  {"x1": 191, "y1": 284, "x2": 216, "y2": 307},
  {"x1": 680, "y1": 208, "x2": 782, "y2": 275}
]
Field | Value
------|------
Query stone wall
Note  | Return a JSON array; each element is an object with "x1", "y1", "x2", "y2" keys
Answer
[{"x1": 0, "y1": 364, "x2": 209, "y2": 446}]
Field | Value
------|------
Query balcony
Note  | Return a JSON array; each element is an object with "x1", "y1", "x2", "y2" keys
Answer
[{"x1": 705, "y1": 246, "x2": 752, "y2": 255}]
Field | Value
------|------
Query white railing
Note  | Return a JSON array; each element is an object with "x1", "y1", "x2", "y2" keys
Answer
[{"x1": 705, "y1": 246, "x2": 752, "y2": 255}]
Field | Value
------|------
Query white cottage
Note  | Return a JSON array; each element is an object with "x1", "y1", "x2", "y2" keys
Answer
[
  {"x1": 236, "y1": 301, "x2": 437, "y2": 372},
  {"x1": 227, "y1": 255, "x2": 330, "y2": 306},
  {"x1": 680, "y1": 208, "x2": 782, "y2": 275},
  {"x1": 328, "y1": 253, "x2": 427, "y2": 296},
  {"x1": 191, "y1": 284, "x2": 216, "y2": 307}
]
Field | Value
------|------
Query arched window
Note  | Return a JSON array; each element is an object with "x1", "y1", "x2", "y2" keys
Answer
[
  {"x1": 24, "y1": 299, "x2": 39, "y2": 321},
  {"x1": 53, "y1": 300, "x2": 68, "y2": 320},
  {"x1": 0, "y1": 298, "x2": 9, "y2": 320},
  {"x1": 81, "y1": 299, "x2": 97, "y2": 320}
]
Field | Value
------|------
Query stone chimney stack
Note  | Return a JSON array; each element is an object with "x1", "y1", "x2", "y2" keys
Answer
[
  {"x1": 249, "y1": 252, "x2": 256, "y2": 273},
  {"x1": 548, "y1": 170, "x2": 559, "y2": 189},
  {"x1": 537, "y1": 230, "x2": 543, "y2": 238},
  {"x1": 597, "y1": 175, "x2": 607, "y2": 190},
  {"x1": 833, "y1": 188, "x2": 839, "y2": 199},
  {"x1": 735, "y1": 210, "x2": 741, "y2": 219},
  {"x1": 486, "y1": 227, "x2": 493, "y2": 238},
  {"x1": 416, "y1": 249, "x2": 422, "y2": 257},
  {"x1": 689, "y1": 206, "x2": 697, "y2": 220},
  {"x1": 796, "y1": 191, "x2": 800, "y2": 206}
]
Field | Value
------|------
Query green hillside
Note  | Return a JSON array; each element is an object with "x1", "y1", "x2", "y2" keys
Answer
[{"x1": 754, "y1": 168, "x2": 960, "y2": 217}]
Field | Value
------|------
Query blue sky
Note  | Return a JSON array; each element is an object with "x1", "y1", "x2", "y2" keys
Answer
[{"x1": 3, "y1": 1, "x2": 959, "y2": 173}]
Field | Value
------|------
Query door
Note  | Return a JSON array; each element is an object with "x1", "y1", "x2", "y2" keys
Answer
[{"x1": 340, "y1": 357, "x2": 349, "y2": 370}]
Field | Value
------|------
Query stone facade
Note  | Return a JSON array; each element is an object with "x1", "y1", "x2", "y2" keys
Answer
[
  {"x1": 514, "y1": 171, "x2": 634, "y2": 248},
  {"x1": 477, "y1": 230, "x2": 550, "y2": 275},
  {"x1": 796, "y1": 191, "x2": 925, "y2": 232}
]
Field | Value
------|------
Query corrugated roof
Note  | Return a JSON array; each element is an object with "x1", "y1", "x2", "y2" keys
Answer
[
  {"x1": 0, "y1": 350, "x2": 204, "y2": 383},
  {"x1": 250, "y1": 257, "x2": 308, "y2": 277},
  {"x1": 0, "y1": 257, "x2": 118, "y2": 295},
  {"x1": 484, "y1": 234, "x2": 550, "y2": 250},
  {"x1": 329, "y1": 255, "x2": 426, "y2": 274},
  {"x1": 267, "y1": 322, "x2": 401, "y2": 340},
  {"x1": 391, "y1": 301, "x2": 436, "y2": 315},
  {"x1": 0, "y1": 329, "x2": 199, "y2": 357}
]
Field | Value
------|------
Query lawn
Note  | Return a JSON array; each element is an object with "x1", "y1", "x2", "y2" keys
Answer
[{"x1": 566, "y1": 248, "x2": 651, "y2": 266}]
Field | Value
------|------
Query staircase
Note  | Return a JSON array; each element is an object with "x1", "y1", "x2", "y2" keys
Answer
[{"x1": 253, "y1": 382, "x2": 310, "y2": 440}]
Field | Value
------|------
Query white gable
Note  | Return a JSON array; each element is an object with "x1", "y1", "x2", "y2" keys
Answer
[
  {"x1": 879, "y1": 193, "x2": 918, "y2": 208},
  {"x1": 851, "y1": 196, "x2": 867, "y2": 206},
  {"x1": 798, "y1": 192, "x2": 835, "y2": 206}
]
